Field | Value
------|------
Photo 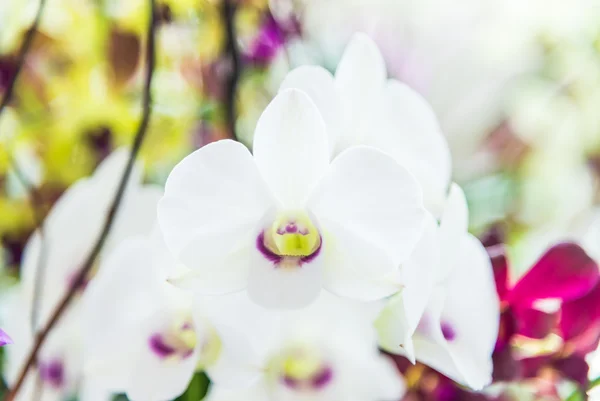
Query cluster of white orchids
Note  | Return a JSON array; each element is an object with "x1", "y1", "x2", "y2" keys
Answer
[{"x1": 2, "y1": 33, "x2": 499, "y2": 401}]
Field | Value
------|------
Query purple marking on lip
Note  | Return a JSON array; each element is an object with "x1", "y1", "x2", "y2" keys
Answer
[
  {"x1": 257, "y1": 231, "x2": 284, "y2": 264},
  {"x1": 257, "y1": 231, "x2": 322, "y2": 266},
  {"x1": 281, "y1": 366, "x2": 334, "y2": 390},
  {"x1": 441, "y1": 322, "x2": 456, "y2": 341},
  {"x1": 311, "y1": 367, "x2": 333, "y2": 389},
  {"x1": 282, "y1": 375, "x2": 299, "y2": 389},
  {"x1": 39, "y1": 359, "x2": 65, "y2": 389},
  {"x1": 149, "y1": 334, "x2": 176, "y2": 358}
]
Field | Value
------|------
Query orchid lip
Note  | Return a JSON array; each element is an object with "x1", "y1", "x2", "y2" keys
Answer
[
  {"x1": 257, "y1": 231, "x2": 322, "y2": 267},
  {"x1": 257, "y1": 213, "x2": 322, "y2": 267},
  {"x1": 282, "y1": 366, "x2": 334, "y2": 390},
  {"x1": 148, "y1": 321, "x2": 196, "y2": 360}
]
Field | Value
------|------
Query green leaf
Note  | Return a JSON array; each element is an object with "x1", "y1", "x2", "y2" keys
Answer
[{"x1": 174, "y1": 371, "x2": 210, "y2": 401}]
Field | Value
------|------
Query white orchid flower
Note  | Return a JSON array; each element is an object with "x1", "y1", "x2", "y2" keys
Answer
[
  {"x1": 376, "y1": 184, "x2": 500, "y2": 390},
  {"x1": 280, "y1": 32, "x2": 448, "y2": 356},
  {"x1": 82, "y1": 232, "x2": 201, "y2": 401},
  {"x1": 82, "y1": 231, "x2": 274, "y2": 401},
  {"x1": 19, "y1": 149, "x2": 162, "y2": 327},
  {"x1": 203, "y1": 292, "x2": 405, "y2": 401},
  {"x1": 157, "y1": 88, "x2": 426, "y2": 309},
  {"x1": 1, "y1": 290, "x2": 111, "y2": 401},
  {"x1": 2, "y1": 149, "x2": 161, "y2": 401},
  {"x1": 279, "y1": 32, "x2": 451, "y2": 216}
]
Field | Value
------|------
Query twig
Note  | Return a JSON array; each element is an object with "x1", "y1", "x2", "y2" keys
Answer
[
  {"x1": 0, "y1": 0, "x2": 47, "y2": 117},
  {"x1": 220, "y1": 0, "x2": 241, "y2": 140},
  {"x1": 5, "y1": 0, "x2": 157, "y2": 398},
  {"x1": 13, "y1": 163, "x2": 48, "y2": 335},
  {"x1": 0, "y1": 0, "x2": 48, "y2": 382},
  {"x1": 7, "y1": 152, "x2": 48, "y2": 333}
]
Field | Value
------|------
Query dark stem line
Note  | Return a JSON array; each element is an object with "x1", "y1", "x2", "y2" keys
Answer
[
  {"x1": 221, "y1": 0, "x2": 241, "y2": 140},
  {"x1": 4, "y1": 0, "x2": 157, "y2": 398},
  {"x1": 0, "y1": 0, "x2": 47, "y2": 116},
  {"x1": 0, "y1": 0, "x2": 48, "y2": 376},
  {"x1": 8, "y1": 152, "x2": 49, "y2": 333}
]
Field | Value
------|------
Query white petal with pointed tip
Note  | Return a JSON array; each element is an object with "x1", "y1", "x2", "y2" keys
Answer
[
  {"x1": 252, "y1": 88, "x2": 330, "y2": 208},
  {"x1": 413, "y1": 234, "x2": 499, "y2": 390},
  {"x1": 279, "y1": 66, "x2": 342, "y2": 154},
  {"x1": 376, "y1": 213, "x2": 438, "y2": 361},
  {"x1": 334, "y1": 32, "x2": 387, "y2": 148},
  {"x1": 369, "y1": 80, "x2": 451, "y2": 215},
  {"x1": 437, "y1": 183, "x2": 469, "y2": 280}
]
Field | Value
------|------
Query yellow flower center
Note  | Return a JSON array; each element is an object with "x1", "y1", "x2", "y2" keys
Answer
[{"x1": 263, "y1": 213, "x2": 321, "y2": 258}]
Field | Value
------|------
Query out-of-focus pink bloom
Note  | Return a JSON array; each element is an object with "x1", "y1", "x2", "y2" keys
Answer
[
  {"x1": 491, "y1": 242, "x2": 599, "y2": 351},
  {"x1": 244, "y1": 13, "x2": 299, "y2": 65},
  {"x1": 560, "y1": 281, "x2": 600, "y2": 355},
  {"x1": 0, "y1": 328, "x2": 12, "y2": 346}
]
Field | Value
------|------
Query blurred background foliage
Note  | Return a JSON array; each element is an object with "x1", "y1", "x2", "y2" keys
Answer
[{"x1": 1, "y1": 0, "x2": 600, "y2": 400}]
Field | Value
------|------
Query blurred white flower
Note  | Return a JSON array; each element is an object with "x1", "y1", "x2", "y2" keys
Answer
[
  {"x1": 280, "y1": 32, "x2": 451, "y2": 215},
  {"x1": 19, "y1": 149, "x2": 162, "y2": 326},
  {"x1": 82, "y1": 232, "x2": 199, "y2": 401},
  {"x1": 376, "y1": 184, "x2": 499, "y2": 390},
  {"x1": 203, "y1": 292, "x2": 405, "y2": 401},
  {"x1": 158, "y1": 89, "x2": 426, "y2": 308},
  {"x1": 82, "y1": 231, "x2": 268, "y2": 401},
  {"x1": 2, "y1": 292, "x2": 109, "y2": 401},
  {"x1": 1, "y1": 149, "x2": 162, "y2": 401},
  {"x1": 270, "y1": 0, "x2": 536, "y2": 180}
]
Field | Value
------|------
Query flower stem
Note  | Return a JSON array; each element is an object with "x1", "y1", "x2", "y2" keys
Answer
[
  {"x1": 4, "y1": 0, "x2": 157, "y2": 399},
  {"x1": 0, "y1": 0, "x2": 47, "y2": 116},
  {"x1": 220, "y1": 0, "x2": 241, "y2": 140}
]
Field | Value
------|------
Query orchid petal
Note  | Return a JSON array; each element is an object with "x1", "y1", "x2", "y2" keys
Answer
[
  {"x1": 334, "y1": 33, "x2": 386, "y2": 149},
  {"x1": 158, "y1": 140, "x2": 276, "y2": 293},
  {"x1": 368, "y1": 80, "x2": 451, "y2": 215},
  {"x1": 376, "y1": 214, "x2": 438, "y2": 361},
  {"x1": 437, "y1": 183, "x2": 469, "y2": 281},
  {"x1": 252, "y1": 88, "x2": 329, "y2": 208},
  {"x1": 509, "y1": 242, "x2": 599, "y2": 307},
  {"x1": 414, "y1": 234, "x2": 498, "y2": 390},
  {"x1": 279, "y1": 66, "x2": 342, "y2": 154},
  {"x1": 246, "y1": 242, "x2": 324, "y2": 308},
  {"x1": 560, "y1": 281, "x2": 600, "y2": 351},
  {"x1": 308, "y1": 146, "x2": 426, "y2": 287},
  {"x1": 513, "y1": 306, "x2": 558, "y2": 339}
]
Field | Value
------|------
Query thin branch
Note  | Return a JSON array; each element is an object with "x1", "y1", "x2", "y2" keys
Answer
[
  {"x1": 0, "y1": 0, "x2": 47, "y2": 117},
  {"x1": 220, "y1": 0, "x2": 241, "y2": 140},
  {"x1": 5, "y1": 0, "x2": 157, "y2": 398},
  {"x1": 8, "y1": 152, "x2": 48, "y2": 334}
]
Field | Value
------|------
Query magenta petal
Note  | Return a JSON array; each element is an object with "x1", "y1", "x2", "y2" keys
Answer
[
  {"x1": 0, "y1": 328, "x2": 12, "y2": 346},
  {"x1": 514, "y1": 307, "x2": 558, "y2": 339},
  {"x1": 560, "y1": 281, "x2": 600, "y2": 353},
  {"x1": 508, "y1": 242, "x2": 600, "y2": 307}
]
